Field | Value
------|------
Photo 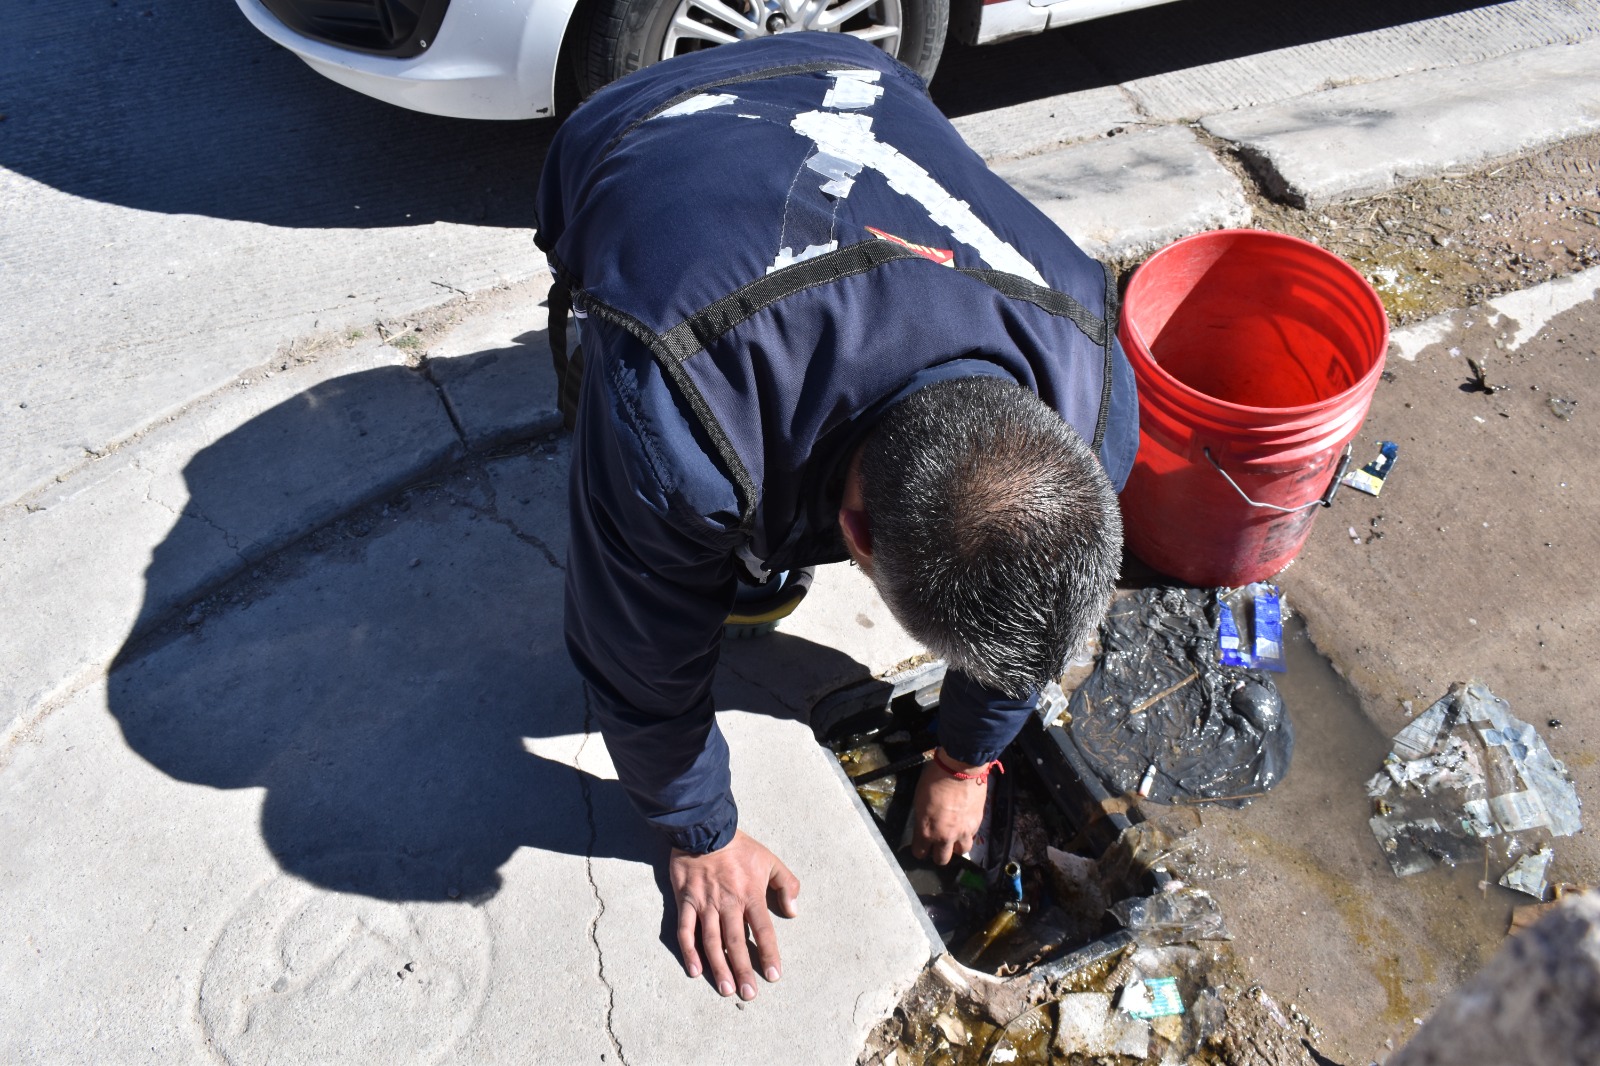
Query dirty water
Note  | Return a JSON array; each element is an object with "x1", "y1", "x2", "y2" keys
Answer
[{"x1": 1171, "y1": 613, "x2": 1536, "y2": 1054}]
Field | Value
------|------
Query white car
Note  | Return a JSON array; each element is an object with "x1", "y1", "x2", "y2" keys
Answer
[{"x1": 235, "y1": 0, "x2": 1180, "y2": 120}]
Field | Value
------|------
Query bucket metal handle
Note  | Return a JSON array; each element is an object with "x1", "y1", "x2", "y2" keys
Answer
[{"x1": 1202, "y1": 445, "x2": 1352, "y2": 513}]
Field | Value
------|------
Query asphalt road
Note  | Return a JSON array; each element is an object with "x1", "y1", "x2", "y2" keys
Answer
[{"x1": 5, "y1": 0, "x2": 1592, "y2": 510}]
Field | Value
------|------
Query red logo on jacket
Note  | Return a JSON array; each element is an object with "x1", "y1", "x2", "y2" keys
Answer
[{"x1": 865, "y1": 226, "x2": 956, "y2": 267}]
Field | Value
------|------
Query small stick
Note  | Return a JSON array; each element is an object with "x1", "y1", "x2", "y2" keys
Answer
[
  {"x1": 847, "y1": 748, "x2": 934, "y2": 786},
  {"x1": 1174, "y1": 791, "x2": 1269, "y2": 806},
  {"x1": 1125, "y1": 672, "x2": 1198, "y2": 717}
]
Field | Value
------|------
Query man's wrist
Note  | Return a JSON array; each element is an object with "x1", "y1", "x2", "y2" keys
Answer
[
  {"x1": 934, "y1": 746, "x2": 988, "y2": 773},
  {"x1": 931, "y1": 748, "x2": 1005, "y2": 783}
]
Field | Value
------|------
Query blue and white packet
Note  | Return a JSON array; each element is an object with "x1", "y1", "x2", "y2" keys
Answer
[
  {"x1": 1121, "y1": 976, "x2": 1185, "y2": 1019},
  {"x1": 1342, "y1": 440, "x2": 1398, "y2": 496},
  {"x1": 1219, "y1": 583, "x2": 1286, "y2": 673}
]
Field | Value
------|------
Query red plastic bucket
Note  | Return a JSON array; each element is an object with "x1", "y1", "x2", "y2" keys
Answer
[{"x1": 1118, "y1": 230, "x2": 1389, "y2": 587}]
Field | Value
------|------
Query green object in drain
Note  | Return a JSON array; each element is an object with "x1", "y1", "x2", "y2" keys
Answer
[
  {"x1": 1122, "y1": 976, "x2": 1184, "y2": 1018},
  {"x1": 957, "y1": 868, "x2": 987, "y2": 893}
]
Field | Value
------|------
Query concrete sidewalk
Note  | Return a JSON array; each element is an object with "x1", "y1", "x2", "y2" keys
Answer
[
  {"x1": 1, "y1": 427, "x2": 937, "y2": 1064},
  {"x1": 0, "y1": 285, "x2": 948, "y2": 1064},
  {"x1": 4, "y1": 16, "x2": 1600, "y2": 1066}
]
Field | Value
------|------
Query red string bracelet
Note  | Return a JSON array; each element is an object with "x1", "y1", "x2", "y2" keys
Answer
[{"x1": 931, "y1": 750, "x2": 1005, "y2": 784}]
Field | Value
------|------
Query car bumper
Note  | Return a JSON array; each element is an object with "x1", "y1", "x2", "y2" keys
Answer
[
  {"x1": 235, "y1": 0, "x2": 578, "y2": 119},
  {"x1": 973, "y1": 0, "x2": 1182, "y2": 45}
]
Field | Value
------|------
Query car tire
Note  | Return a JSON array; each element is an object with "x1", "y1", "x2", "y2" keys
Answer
[{"x1": 573, "y1": 0, "x2": 948, "y2": 100}]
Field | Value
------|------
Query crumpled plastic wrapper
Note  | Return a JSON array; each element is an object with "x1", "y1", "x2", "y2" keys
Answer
[{"x1": 1367, "y1": 681, "x2": 1582, "y2": 878}]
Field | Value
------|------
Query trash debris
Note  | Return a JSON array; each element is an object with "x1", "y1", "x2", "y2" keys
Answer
[
  {"x1": 1120, "y1": 975, "x2": 1184, "y2": 1019},
  {"x1": 1509, "y1": 900, "x2": 1559, "y2": 935},
  {"x1": 1106, "y1": 809, "x2": 1203, "y2": 876},
  {"x1": 1506, "y1": 881, "x2": 1590, "y2": 936},
  {"x1": 1110, "y1": 885, "x2": 1230, "y2": 947},
  {"x1": 1341, "y1": 440, "x2": 1399, "y2": 496},
  {"x1": 1218, "y1": 583, "x2": 1286, "y2": 672},
  {"x1": 1366, "y1": 681, "x2": 1583, "y2": 878},
  {"x1": 932, "y1": 1012, "x2": 969, "y2": 1046},
  {"x1": 1068, "y1": 587, "x2": 1293, "y2": 807},
  {"x1": 828, "y1": 655, "x2": 1335, "y2": 1066},
  {"x1": 839, "y1": 743, "x2": 899, "y2": 821},
  {"x1": 872, "y1": 926, "x2": 1336, "y2": 1066},
  {"x1": 1034, "y1": 678, "x2": 1071, "y2": 729},
  {"x1": 1136, "y1": 762, "x2": 1158, "y2": 798},
  {"x1": 1042, "y1": 846, "x2": 1109, "y2": 930},
  {"x1": 1548, "y1": 395, "x2": 1578, "y2": 420},
  {"x1": 1054, "y1": 993, "x2": 1150, "y2": 1058},
  {"x1": 1465, "y1": 356, "x2": 1509, "y2": 393},
  {"x1": 962, "y1": 903, "x2": 1027, "y2": 964},
  {"x1": 1500, "y1": 846, "x2": 1553, "y2": 899},
  {"x1": 824, "y1": 671, "x2": 1130, "y2": 976}
]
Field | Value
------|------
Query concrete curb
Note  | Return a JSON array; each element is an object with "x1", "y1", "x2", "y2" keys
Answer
[
  {"x1": 991, "y1": 125, "x2": 1252, "y2": 261},
  {"x1": 1203, "y1": 38, "x2": 1600, "y2": 207}
]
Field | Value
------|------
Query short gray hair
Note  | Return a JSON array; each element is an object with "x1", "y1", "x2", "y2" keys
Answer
[{"x1": 859, "y1": 377, "x2": 1123, "y2": 698}]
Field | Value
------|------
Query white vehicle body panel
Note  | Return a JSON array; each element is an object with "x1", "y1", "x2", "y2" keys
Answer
[
  {"x1": 974, "y1": 0, "x2": 1181, "y2": 45},
  {"x1": 234, "y1": 0, "x2": 577, "y2": 119},
  {"x1": 237, "y1": 0, "x2": 1183, "y2": 118}
]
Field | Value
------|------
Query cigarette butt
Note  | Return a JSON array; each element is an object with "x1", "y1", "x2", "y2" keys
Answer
[{"x1": 1137, "y1": 762, "x2": 1157, "y2": 798}]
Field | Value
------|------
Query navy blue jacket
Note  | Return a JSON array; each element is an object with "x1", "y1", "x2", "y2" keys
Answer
[{"x1": 535, "y1": 33, "x2": 1138, "y2": 854}]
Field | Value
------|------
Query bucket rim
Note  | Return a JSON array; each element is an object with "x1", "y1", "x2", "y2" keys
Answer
[
  {"x1": 1142, "y1": 396, "x2": 1374, "y2": 469},
  {"x1": 1121, "y1": 228, "x2": 1392, "y2": 419}
]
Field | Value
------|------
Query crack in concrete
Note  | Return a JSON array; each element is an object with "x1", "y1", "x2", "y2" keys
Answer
[
  {"x1": 416, "y1": 358, "x2": 471, "y2": 449},
  {"x1": 488, "y1": 514, "x2": 564, "y2": 571},
  {"x1": 577, "y1": 688, "x2": 630, "y2": 1066},
  {"x1": 181, "y1": 502, "x2": 246, "y2": 556},
  {"x1": 467, "y1": 465, "x2": 566, "y2": 572},
  {"x1": 138, "y1": 465, "x2": 246, "y2": 558},
  {"x1": 722, "y1": 659, "x2": 806, "y2": 717}
]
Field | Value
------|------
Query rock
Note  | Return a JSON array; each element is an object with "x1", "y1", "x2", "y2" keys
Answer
[
  {"x1": 933, "y1": 1013, "x2": 968, "y2": 1046},
  {"x1": 1053, "y1": 992, "x2": 1150, "y2": 1058},
  {"x1": 1389, "y1": 891, "x2": 1600, "y2": 1066}
]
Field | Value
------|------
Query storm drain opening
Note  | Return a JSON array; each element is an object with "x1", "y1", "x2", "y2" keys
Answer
[
  {"x1": 812, "y1": 660, "x2": 1229, "y2": 1065},
  {"x1": 810, "y1": 585, "x2": 1348, "y2": 1066},
  {"x1": 814, "y1": 659, "x2": 1172, "y2": 966}
]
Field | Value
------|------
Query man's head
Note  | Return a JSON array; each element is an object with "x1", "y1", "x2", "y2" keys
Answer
[{"x1": 839, "y1": 377, "x2": 1122, "y2": 699}]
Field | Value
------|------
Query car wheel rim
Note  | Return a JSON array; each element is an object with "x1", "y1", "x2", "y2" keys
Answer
[{"x1": 659, "y1": 0, "x2": 904, "y2": 64}]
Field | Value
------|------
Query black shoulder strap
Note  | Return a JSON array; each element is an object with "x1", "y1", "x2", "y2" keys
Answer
[
  {"x1": 1092, "y1": 260, "x2": 1119, "y2": 454},
  {"x1": 548, "y1": 276, "x2": 572, "y2": 384}
]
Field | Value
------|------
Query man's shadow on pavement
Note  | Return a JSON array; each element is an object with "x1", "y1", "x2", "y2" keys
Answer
[{"x1": 104, "y1": 353, "x2": 869, "y2": 940}]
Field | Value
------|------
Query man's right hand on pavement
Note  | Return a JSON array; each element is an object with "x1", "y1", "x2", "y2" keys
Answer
[{"x1": 670, "y1": 829, "x2": 800, "y2": 1001}]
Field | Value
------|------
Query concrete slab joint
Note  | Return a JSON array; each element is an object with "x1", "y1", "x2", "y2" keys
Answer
[{"x1": 1201, "y1": 37, "x2": 1600, "y2": 207}]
